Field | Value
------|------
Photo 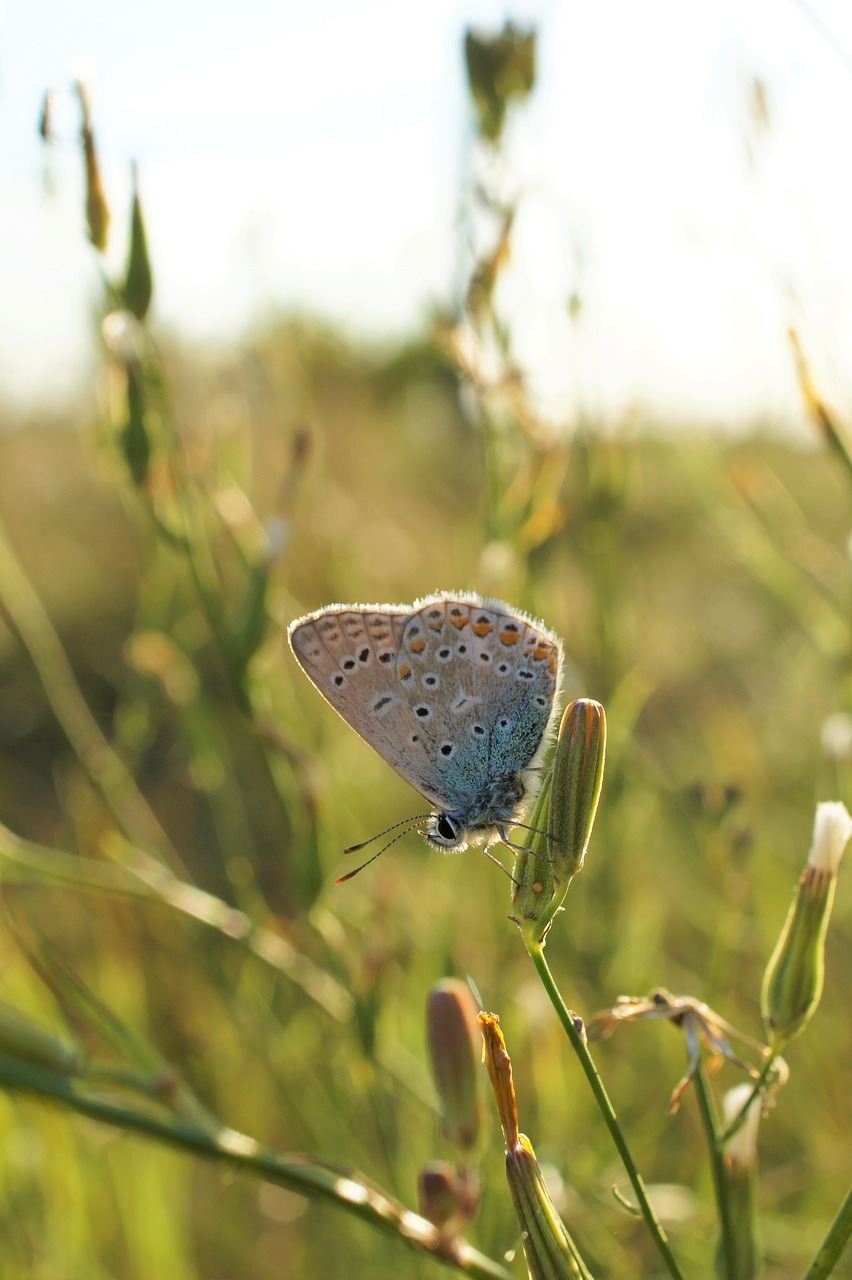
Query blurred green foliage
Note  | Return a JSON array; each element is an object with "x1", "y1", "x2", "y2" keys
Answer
[{"x1": 0, "y1": 310, "x2": 849, "y2": 1277}]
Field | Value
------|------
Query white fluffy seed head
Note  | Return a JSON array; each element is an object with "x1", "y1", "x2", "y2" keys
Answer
[{"x1": 807, "y1": 801, "x2": 852, "y2": 874}]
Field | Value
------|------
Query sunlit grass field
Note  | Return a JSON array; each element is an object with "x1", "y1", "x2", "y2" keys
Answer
[{"x1": 0, "y1": 311, "x2": 849, "y2": 1278}]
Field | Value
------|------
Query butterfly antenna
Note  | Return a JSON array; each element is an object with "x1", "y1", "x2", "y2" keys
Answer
[
  {"x1": 343, "y1": 814, "x2": 429, "y2": 855},
  {"x1": 336, "y1": 826, "x2": 424, "y2": 885}
]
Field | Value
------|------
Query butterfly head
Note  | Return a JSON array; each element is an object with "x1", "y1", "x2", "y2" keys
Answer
[{"x1": 423, "y1": 811, "x2": 470, "y2": 852}]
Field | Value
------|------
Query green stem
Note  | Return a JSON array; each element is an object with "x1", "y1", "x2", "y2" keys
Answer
[
  {"x1": 718, "y1": 1053, "x2": 779, "y2": 1146},
  {"x1": 693, "y1": 1058, "x2": 735, "y2": 1279},
  {"x1": 801, "y1": 1186, "x2": 852, "y2": 1280},
  {"x1": 527, "y1": 943, "x2": 686, "y2": 1280},
  {"x1": 0, "y1": 1050, "x2": 515, "y2": 1280},
  {"x1": 0, "y1": 513, "x2": 183, "y2": 872}
]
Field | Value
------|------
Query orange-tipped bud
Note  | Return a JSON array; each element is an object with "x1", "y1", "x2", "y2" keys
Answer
[{"x1": 479, "y1": 1014, "x2": 589, "y2": 1279}]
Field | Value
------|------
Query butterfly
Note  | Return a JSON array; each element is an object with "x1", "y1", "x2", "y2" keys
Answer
[{"x1": 288, "y1": 593, "x2": 563, "y2": 870}]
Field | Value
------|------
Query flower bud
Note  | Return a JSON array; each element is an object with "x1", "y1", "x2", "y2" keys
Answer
[
  {"x1": 761, "y1": 802, "x2": 851, "y2": 1047},
  {"x1": 418, "y1": 1162, "x2": 461, "y2": 1231},
  {"x1": 464, "y1": 23, "x2": 537, "y2": 144},
  {"x1": 512, "y1": 700, "x2": 606, "y2": 945},
  {"x1": 426, "y1": 981, "x2": 482, "y2": 1152},
  {"x1": 715, "y1": 1085, "x2": 762, "y2": 1280},
  {"x1": 123, "y1": 163, "x2": 153, "y2": 321},
  {"x1": 417, "y1": 1162, "x2": 479, "y2": 1237},
  {"x1": 121, "y1": 358, "x2": 151, "y2": 486},
  {"x1": 479, "y1": 1013, "x2": 589, "y2": 1280},
  {"x1": 75, "y1": 77, "x2": 110, "y2": 252}
]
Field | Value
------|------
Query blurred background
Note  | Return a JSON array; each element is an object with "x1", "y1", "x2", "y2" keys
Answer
[{"x1": 0, "y1": 3, "x2": 850, "y2": 1278}]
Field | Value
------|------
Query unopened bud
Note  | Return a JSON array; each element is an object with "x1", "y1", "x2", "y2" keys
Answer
[
  {"x1": 426, "y1": 981, "x2": 482, "y2": 1152},
  {"x1": 761, "y1": 802, "x2": 851, "y2": 1047},
  {"x1": 722, "y1": 1084, "x2": 761, "y2": 1169},
  {"x1": 715, "y1": 1085, "x2": 762, "y2": 1280},
  {"x1": 75, "y1": 78, "x2": 110, "y2": 252},
  {"x1": 416, "y1": 1161, "x2": 483, "y2": 1239},
  {"x1": 38, "y1": 90, "x2": 54, "y2": 143},
  {"x1": 512, "y1": 699, "x2": 606, "y2": 945},
  {"x1": 123, "y1": 163, "x2": 153, "y2": 320},
  {"x1": 121, "y1": 359, "x2": 151, "y2": 486},
  {"x1": 479, "y1": 1014, "x2": 588, "y2": 1279},
  {"x1": 464, "y1": 22, "x2": 537, "y2": 144}
]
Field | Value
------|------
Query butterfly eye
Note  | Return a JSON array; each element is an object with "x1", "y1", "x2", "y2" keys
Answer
[{"x1": 436, "y1": 814, "x2": 460, "y2": 842}]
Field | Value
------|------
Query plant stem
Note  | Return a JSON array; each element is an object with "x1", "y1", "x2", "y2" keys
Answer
[
  {"x1": 0, "y1": 1050, "x2": 515, "y2": 1280},
  {"x1": 718, "y1": 1052, "x2": 778, "y2": 1146},
  {"x1": 801, "y1": 1186, "x2": 852, "y2": 1280},
  {"x1": 526, "y1": 943, "x2": 686, "y2": 1280},
  {"x1": 0, "y1": 512, "x2": 183, "y2": 873},
  {"x1": 692, "y1": 1058, "x2": 735, "y2": 1279}
]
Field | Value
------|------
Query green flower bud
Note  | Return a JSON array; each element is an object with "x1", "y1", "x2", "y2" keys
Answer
[
  {"x1": 716, "y1": 1085, "x2": 763, "y2": 1280},
  {"x1": 121, "y1": 357, "x2": 151, "y2": 486},
  {"x1": 761, "y1": 802, "x2": 851, "y2": 1047},
  {"x1": 123, "y1": 163, "x2": 153, "y2": 321},
  {"x1": 426, "y1": 981, "x2": 482, "y2": 1153},
  {"x1": 512, "y1": 700, "x2": 606, "y2": 945},
  {"x1": 464, "y1": 23, "x2": 537, "y2": 144}
]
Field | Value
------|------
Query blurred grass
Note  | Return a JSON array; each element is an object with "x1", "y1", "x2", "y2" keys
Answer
[{"x1": 0, "y1": 314, "x2": 849, "y2": 1279}]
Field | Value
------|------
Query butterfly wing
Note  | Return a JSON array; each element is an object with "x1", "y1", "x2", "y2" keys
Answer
[
  {"x1": 289, "y1": 595, "x2": 563, "y2": 822},
  {"x1": 288, "y1": 604, "x2": 460, "y2": 808},
  {"x1": 395, "y1": 596, "x2": 563, "y2": 808}
]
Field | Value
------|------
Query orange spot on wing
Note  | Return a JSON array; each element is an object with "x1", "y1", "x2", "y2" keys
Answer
[
  {"x1": 549, "y1": 655, "x2": 558, "y2": 674},
  {"x1": 398, "y1": 662, "x2": 412, "y2": 679},
  {"x1": 533, "y1": 643, "x2": 551, "y2": 661},
  {"x1": 499, "y1": 628, "x2": 521, "y2": 645},
  {"x1": 450, "y1": 615, "x2": 469, "y2": 630},
  {"x1": 472, "y1": 621, "x2": 493, "y2": 637},
  {"x1": 409, "y1": 638, "x2": 426, "y2": 654}
]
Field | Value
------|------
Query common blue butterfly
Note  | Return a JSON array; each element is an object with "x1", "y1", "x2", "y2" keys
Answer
[{"x1": 288, "y1": 593, "x2": 563, "y2": 859}]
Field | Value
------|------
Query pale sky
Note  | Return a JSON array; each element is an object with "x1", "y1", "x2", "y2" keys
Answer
[{"x1": 3, "y1": 0, "x2": 852, "y2": 427}]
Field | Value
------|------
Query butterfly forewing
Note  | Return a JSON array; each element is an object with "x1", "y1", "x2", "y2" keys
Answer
[
  {"x1": 288, "y1": 594, "x2": 563, "y2": 830},
  {"x1": 288, "y1": 604, "x2": 457, "y2": 807}
]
